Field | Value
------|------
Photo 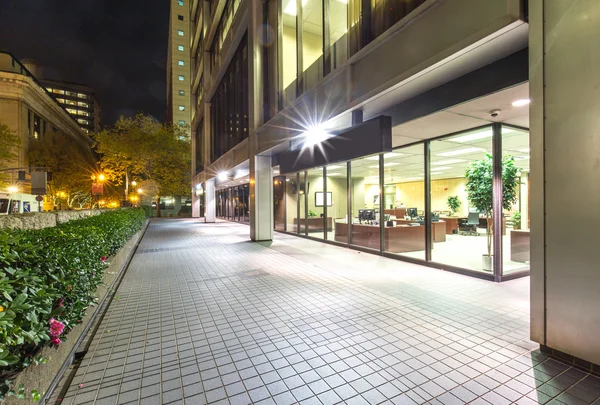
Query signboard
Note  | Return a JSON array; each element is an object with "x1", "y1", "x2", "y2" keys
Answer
[{"x1": 31, "y1": 172, "x2": 47, "y2": 195}]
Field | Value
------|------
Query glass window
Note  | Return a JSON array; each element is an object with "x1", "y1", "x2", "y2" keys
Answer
[
  {"x1": 282, "y1": 1, "x2": 297, "y2": 91},
  {"x1": 327, "y1": 163, "x2": 348, "y2": 243},
  {"x1": 306, "y1": 167, "x2": 326, "y2": 239},
  {"x1": 502, "y1": 126, "x2": 530, "y2": 275},
  {"x1": 383, "y1": 147, "x2": 426, "y2": 260},
  {"x1": 302, "y1": 0, "x2": 323, "y2": 76},
  {"x1": 430, "y1": 126, "x2": 493, "y2": 273},
  {"x1": 178, "y1": 105, "x2": 185, "y2": 111},
  {"x1": 178, "y1": 75, "x2": 185, "y2": 81},
  {"x1": 274, "y1": 172, "x2": 286, "y2": 232},
  {"x1": 77, "y1": 93, "x2": 87, "y2": 99},
  {"x1": 66, "y1": 108, "x2": 77, "y2": 114},
  {"x1": 178, "y1": 45, "x2": 185, "y2": 51},
  {"x1": 178, "y1": 30, "x2": 184, "y2": 36},
  {"x1": 179, "y1": 90, "x2": 185, "y2": 96},
  {"x1": 54, "y1": 89, "x2": 65, "y2": 95},
  {"x1": 286, "y1": 173, "x2": 300, "y2": 232},
  {"x1": 350, "y1": 156, "x2": 381, "y2": 251},
  {"x1": 46, "y1": 87, "x2": 53, "y2": 92},
  {"x1": 298, "y1": 171, "x2": 308, "y2": 235},
  {"x1": 178, "y1": 0, "x2": 184, "y2": 5},
  {"x1": 329, "y1": 0, "x2": 348, "y2": 71},
  {"x1": 178, "y1": 60, "x2": 185, "y2": 66},
  {"x1": 33, "y1": 114, "x2": 40, "y2": 139},
  {"x1": 178, "y1": 14, "x2": 184, "y2": 21},
  {"x1": 77, "y1": 101, "x2": 89, "y2": 108},
  {"x1": 179, "y1": 120, "x2": 186, "y2": 126},
  {"x1": 66, "y1": 91, "x2": 77, "y2": 97}
]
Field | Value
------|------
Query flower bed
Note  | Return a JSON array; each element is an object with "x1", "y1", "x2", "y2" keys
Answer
[{"x1": 0, "y1": 208, "x2": 148, "y2": 400}]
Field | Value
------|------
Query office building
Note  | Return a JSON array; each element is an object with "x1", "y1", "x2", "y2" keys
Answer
[
  {"x1": 0, "y1": 52, "x2": 95, "y2": 191},
  {"x1": 189, "y1": 0, "x2": 600, "y2": 370},
  {"x1": 167, "y1": 0, "x2": 191, "y2": 134},
  {"x1": 20, "y1": 60, "x2": 100, "y2": 133}
]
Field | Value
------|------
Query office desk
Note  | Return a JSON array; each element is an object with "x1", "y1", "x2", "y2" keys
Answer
[
  {"x1": 440, "y1": 216, "x2": 461, "y2": 235},
  {"x1": 334, "y1": 221, "x2": 446, "y2": 252},
  {"x1": 294, "y1": 217, "x2": 333, "y2": 232},
  {"x1": 511, "y1": 230, "x2": 530, "y2": 262},
  {"x1": 384, "y1": 208, "x2": 407, "y2": 218},
  {"x1": 394, "y1": 220, "x2": 446, "y2": 242}
]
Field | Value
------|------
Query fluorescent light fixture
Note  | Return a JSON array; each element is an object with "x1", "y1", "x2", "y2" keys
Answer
[
  {"x1": 432, "y1": 159, "x2": 467, "y2": 165},
  {"x1": 284, "y1": 0, "x2": 307, "y2": 16},
  {"x1": 217, "y1": 172, "x2": 228, "y2": 181},
  {"x1": 327, "y1": 165, "x2": 344, "y2": 169},
  {"x1": 366, "y1": 152, "x2": 403, "y2": 161},
  {"x1": 436, "y1": 147, "x2": 485, "y2": 157},
  {"x1": 369, "y1": 162, "x2": 399, "y2": 168},
  {"x1": 515, "y1": 156, "x2": 530, "y2": 160},
  {"x1": 512, "y1": 99, "x2": 530, "y2": 107},
  {"x1": 518, "y1": 148, "x2": 530, "y2": 153},
  {"x1": 430, "y1": 166, "x2": 453, "y2": 170},
  {"x1": 405, "y1": 177, "x2": 424, "y2": 181},
  {"x1": 450, "y1": 129, "x2": 493, "y2": 143}
]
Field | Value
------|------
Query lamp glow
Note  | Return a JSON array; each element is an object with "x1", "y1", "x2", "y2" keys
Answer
[
  {"x1": 98, "y1": 174, "x2": 105, "y2": 181},
  {"x1": 137, "y1": 188, "x2": 143, "y2": 194},
  {"x1": 512, "y1": 99, "x2": 530, "y2": 107},
  {"x1": 131, "y1": 180, "x2": 137, "y2": 186},
  {"x1": 218, "y1": 172, "x2": 228, "y2": 181},
  {"x1": 7, "y1": 186, "x2": 18, "y2": 193},
  {"x1": 301, "y1": 125, "x2": 329, "y2": 149}
]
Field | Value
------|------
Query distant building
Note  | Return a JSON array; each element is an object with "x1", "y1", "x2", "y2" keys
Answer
[
  {"x1": 0, "y1": 51, "x2": 95, "y2": 192},
  {"x1": 166, "y1": 0, "x2": 191, "y2": 136},
  {"x1": 21, "y1": 59, "x2": 101, "y2": 133}
]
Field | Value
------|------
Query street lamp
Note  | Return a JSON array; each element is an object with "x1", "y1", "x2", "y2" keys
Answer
[
  {"x1": 91, "y1": 173, "x2": 105, "y2": 209},
  {"x1": 131, "y1": 180, "x2": 137, "y2": 187}
]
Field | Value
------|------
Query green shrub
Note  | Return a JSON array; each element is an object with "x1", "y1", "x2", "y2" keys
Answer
[{"x1": 0, "y1": 208, "x2": 148, "y2": 399}]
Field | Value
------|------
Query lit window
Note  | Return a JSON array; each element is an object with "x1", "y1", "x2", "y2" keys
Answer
[
  {"x1": 178, "y1": 0, "x2": 183, "y2": 5},
  {"x1": 77, "y1": 101, "x2": 89, "y2": 108},
  {"x1": 178, "y1": 60, "x2": 185, "y2": 66},
  {"x1": 178, "y1": 15, "x2": 184, "y2": 21},
  {"x1": 179, "y1": 90, "x2": 185, "y2": 96},
  {"x1": 178, "y1": 106, "x2": 185, "y2": 111},
  {"x1": 178, "y1": 75, "x2": 185, "y2": 81},
  {"x1": 77, "y1": 93, "x2": 87, "y2": 99},
  {"x1": 178, "y1": 45, "x2": 184, "y2": 51},
  {"x1": 178, "y1": 30, "x2": 184, "y2": 36},
  {"x1": 46, "y1": 87, "x2": 53, "y2": 92},
  {"x1": 179, "y1": 120, "x2": 185, "y2": 126}
]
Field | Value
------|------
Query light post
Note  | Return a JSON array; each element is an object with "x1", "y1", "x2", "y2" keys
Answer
[{"x1": 91, "y1": 173, "x2": 105, "y2": 209}]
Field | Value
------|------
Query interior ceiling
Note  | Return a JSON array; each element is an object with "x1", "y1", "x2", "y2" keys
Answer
[{"x1": 283, "y1": 0, "x2": 346, "y2": 37}]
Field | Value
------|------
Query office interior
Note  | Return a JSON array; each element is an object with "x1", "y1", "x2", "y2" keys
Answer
[{"x1": 272, "y1": 121, "x2": 530, "y2": 279}]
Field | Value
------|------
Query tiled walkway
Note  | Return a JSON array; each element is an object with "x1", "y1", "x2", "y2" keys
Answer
[{"x1": 58, "y1": 219, "x2": 600, "y2": 405}]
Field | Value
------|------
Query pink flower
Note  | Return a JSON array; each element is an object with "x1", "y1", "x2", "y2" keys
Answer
[
  {"x1": 49, "y1": 318, "x2": 65, "y2": 337},
  {"x1": 101, "y1": 256, "x2": 107, "y2": 262},
  {"x1": 51, "y1": 336, "x2": 62, "y2": 345}
]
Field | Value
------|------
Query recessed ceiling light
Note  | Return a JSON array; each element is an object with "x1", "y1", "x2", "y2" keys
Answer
[
  {"x1": 512, "y1": 99, "x2": 530, "y2": 107},
  {"x1": 449, "y1": 129, "x2": 493, "y2": 143},
  {"x1": 436, "y1": 147, "x2": 485, "y2": 157},
  {"x1": 432, "y1": 159, "x2": 467, "y2": 165}
]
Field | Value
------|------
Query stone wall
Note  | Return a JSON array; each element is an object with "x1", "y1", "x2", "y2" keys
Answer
[{"x1": 0, "y1": 209, "x2": 105, "y2": 230}]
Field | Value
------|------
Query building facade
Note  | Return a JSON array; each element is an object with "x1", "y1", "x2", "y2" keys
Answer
[
  {"x1": 167, "y1": 0, "x2": 192, "y2": 134},
  {"x1": 20, "y1": 60, "x2": 100, "y2": 133},
  {"x1": 0, "y1": 52, "x2": 95, "y2": 192},
  {"x1": 189, "y1": 0, "x2": 600, "y2": 370}
]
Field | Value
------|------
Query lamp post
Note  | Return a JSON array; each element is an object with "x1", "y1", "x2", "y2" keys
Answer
[{"x1": 91, "y1": 173, "x2": 105, "y2": 209}]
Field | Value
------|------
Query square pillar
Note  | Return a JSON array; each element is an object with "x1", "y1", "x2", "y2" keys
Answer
[
  {"x1": 205, "y1": 178, "x2": 216, "y2": 223},
  {"x1": 249, "y1": 154, "x2": 273, "y2": 241}
]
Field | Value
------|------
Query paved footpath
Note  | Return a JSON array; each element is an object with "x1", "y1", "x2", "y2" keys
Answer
[{"x1": 58, "y1": 219, "x2": 600, "y2": 405}]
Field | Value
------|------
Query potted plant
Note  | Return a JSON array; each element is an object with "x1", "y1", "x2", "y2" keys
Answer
[
  {"x1": 465, "y1": 154, "x2": 519, "y2": 271},
  {"x1": 447, "y1": 196, "x2": 461, "y2": 216},
  {"x1": 308, "y1": 210, "x2": 317, "y2": 217},
  {"x1": 512, "y1": 211, "x2": 522, "y2": 230}
]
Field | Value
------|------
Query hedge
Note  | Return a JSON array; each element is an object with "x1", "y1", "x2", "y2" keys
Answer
[{"x1": 0, "y1": 208, "x2": 148, "y2": 400}]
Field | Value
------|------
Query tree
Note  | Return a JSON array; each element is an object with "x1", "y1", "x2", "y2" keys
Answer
[
  {"x1": 0, "y1": 123, "x2": 21, "y2": 188},
  {"x1": 28, "y1": 129, "x2": 95, "y2": 208},
  {"x1": 94, "y1": 114, "x2": 191, "y2": 217},
  {"x1": 465, "y1": 154, "x2": 520, "y2": 259}
]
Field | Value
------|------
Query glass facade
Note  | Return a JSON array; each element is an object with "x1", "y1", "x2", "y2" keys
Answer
[
  {"x1": 216, "y1": 184, "x2": 250, "y2": 223},
  {"x1": 273, "y1": 124, "x2": 531, "y2": 280}
]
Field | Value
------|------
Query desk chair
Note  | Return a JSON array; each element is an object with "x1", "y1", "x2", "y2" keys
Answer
[{"x1": 458, "y1": 212, "x2": 480, "y2": 236}]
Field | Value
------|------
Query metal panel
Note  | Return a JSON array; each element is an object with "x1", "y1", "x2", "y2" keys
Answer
[
  {"x1": 279, "y1": 115, "x2": 392, "y2": 174},
  {"x1": 492, "y1": 122, "x2": 503, "y2": 282}
]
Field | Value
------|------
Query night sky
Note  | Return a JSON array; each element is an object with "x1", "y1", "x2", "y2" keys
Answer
[{"x1": 0, "y1": 0, "x2": 169, "y2": 126}]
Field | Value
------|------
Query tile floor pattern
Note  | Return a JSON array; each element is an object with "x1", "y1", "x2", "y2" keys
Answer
[{"x1": 58, "y1": 219, "x2": 600, "y2": 405}]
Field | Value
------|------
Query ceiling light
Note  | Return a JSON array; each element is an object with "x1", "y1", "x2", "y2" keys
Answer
[
  {"x1": 301, "y1": 125, "x2": 330, "y2": 149},
  {"x1": 432, "y1": 159, "x2": 467, "y2": 165},
  {"x1": 7, "y1": 186, "x2": 19, "y2": 193},
  {"x1": 514, "y1": 156, "x2": 530, "y2": 160},
  {"x1": 430, "y1": 166, "x2": 453, "y2": 170},
  {"x1": 366, "y1": 152, "x2": 403, "y2": 161},
  {"x1": 518, "y1": 148, "x2": 530, "y2": 153},
  {"x1": 284, "y1": 0, "x2": 307, "y2": 16},
  {"x1": 218, "y1": 172, "x2": 228, "y2": 181},
  {"x1": 436, "y1": 147, "x2": 485, "y2": 157},
  {"x1": 369, "y1": 162, "x2": 399, "y2": 168},
  {"x1": 512, "y1": 99, "x2": 530, "y2": 107},
  {"x1": 327, "y1": 165, "x2": 344, "y2": 169},
  {"x1": 450, "y1": 129, "x2": 493, "y2": 143}
]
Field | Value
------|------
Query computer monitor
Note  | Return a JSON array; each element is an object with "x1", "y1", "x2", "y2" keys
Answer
[
  {"x1": 406, "y1": 207, "x2": 418, "y2": 218},
  {"x1": 358, "y1": 209, "x2": 365, "y2": 222},
  {"x1": 365, "y1": 209, "x2": 376, "y2": 221}
]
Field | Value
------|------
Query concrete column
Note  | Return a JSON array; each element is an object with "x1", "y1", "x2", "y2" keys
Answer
[
  {"x1": 192, "y1": 191, "x2": 200, "y2": 218},
  {"x1": 205, "y1": 178, "x2": 216, "y2": 223},
  {"x1": 250, "y1": 155, "x2": 274, "y2": 241},
  {"x1": 530, "y1": 0, "x2": 600, "y2": 366}
]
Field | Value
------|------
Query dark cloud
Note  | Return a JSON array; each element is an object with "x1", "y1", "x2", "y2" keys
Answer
[{"x1": 0, "y1": 0, "x2": 169, "y2": 126}]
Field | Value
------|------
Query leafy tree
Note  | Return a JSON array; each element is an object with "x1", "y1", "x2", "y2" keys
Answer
[
  {"x1": 0, "y1": 123, "x2": 21, "y2": 188},
  {"x1": 94, "y1": 114, "x2": 191, "y2": 217},
  {"x1": 28, "y1": 129, "x2": 95, "y2": 208},
  {"x1": 465, "y1": 154, "x2": 520, "y2": 258}
]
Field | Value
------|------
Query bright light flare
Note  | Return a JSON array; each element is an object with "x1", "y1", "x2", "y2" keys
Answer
[
  {"x1": 7, "y1": 186, "x2": 19, "y2": 193},
  {"x1": 218, "y1": 172, "x2": 228, "y2": 181},
  {"x1": 512, "y1": 99, "x2": 530, "y2": 107},
  {"x1": 301, "y1": 125, "x2": 330, "y2": 149}
]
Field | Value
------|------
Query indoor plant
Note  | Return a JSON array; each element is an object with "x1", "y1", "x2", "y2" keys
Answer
[
  {"x1": 465, "y1": 154, "x2": 519, "y2": 271},
  {"x1": 447, "y1": 196, "x2": 461, "y2": 216},
  {"x1": 512, "y1": 211, "x2": 522, "y2": 230}
]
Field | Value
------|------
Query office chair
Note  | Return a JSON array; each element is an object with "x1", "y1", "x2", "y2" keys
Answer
[{"x1": 458, "y1": 212, "x2": 480, "y2": 236}]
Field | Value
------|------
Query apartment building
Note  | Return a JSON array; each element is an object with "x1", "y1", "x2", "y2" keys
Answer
[{"x1": 188, "y1": 0, "x2": 600, "y2": 370}]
